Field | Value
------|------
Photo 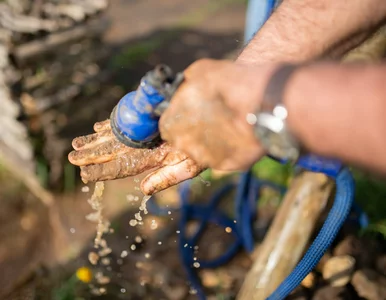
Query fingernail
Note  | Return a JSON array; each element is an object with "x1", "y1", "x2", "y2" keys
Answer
[
  {"x1": 72, "y1": 137, "x2": 84, "y2": 149},
  {"x1": 141, "y1": 180, "x2": 157, "y2": 196},
  {"x1": 94, "y1": 123, "x2": 102, "y2": 131}
]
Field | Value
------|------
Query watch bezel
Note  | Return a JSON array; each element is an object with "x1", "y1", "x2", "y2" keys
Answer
[{"x1": 254, "y1": 111, "x2": 300, "y2": 162}]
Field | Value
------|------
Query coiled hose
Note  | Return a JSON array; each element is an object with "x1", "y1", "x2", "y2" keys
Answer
[{"x1": 147, "y1": 165, "x2": 358, "y2": 300}]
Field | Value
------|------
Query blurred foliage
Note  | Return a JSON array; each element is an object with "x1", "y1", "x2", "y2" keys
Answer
[
  {"x1": 111, "y1": 0, "x2": 246, "y2": 70},
  {"x1": 251, "y1": 156, "x2": 293, "y2": 187},
  {"x1": 51, "y1": 275, "x2": 85, "y2": 300},
  {"x1": 111, "y1": 35, "x2": 169, "y2": 68},
  {"x1": 353, "y1": 169, "x2": 386, "y2": 238}
]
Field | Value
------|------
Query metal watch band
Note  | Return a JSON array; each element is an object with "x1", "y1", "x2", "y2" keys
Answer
[{"x1": 260, "y1": 64, "x2": 300, "y2": 112}]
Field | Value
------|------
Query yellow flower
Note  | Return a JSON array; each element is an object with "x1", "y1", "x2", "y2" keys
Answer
[{"x1": 76, "y1": 267, "x2": 93, "y2": 283}]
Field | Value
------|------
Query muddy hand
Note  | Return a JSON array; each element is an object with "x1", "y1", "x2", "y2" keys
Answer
[
  {"x1": 68, "y1": 119, "x2": 204, "y2": 195},
  {"x1": 159, "y1": 59, "x2": 267, "y2": 171}
]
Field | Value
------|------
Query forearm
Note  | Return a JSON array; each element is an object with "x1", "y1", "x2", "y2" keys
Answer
[
  {"x1": 284, "y1": 62, "x2": 386, "y2": 174},
  {"x1": 237, "y1": 0, "x2": 386, "y2": 64}
]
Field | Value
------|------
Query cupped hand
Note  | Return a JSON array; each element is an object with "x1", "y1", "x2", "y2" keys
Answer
[
  {"x1": 68, "y1": 119, "x2": 204, "y2": 195},
  {"x1": 159, "y1": 59, "x2": 269, "y2": 171}
]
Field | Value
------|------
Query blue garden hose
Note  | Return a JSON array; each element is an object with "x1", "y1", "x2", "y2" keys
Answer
[{"x1": 147, "y1": 162, "x2": 358, "y2": 300}]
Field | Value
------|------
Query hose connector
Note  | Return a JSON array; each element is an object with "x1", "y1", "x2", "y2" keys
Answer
[{"x1": 110, "y1": 64, "x2": 183, "y2": 149}]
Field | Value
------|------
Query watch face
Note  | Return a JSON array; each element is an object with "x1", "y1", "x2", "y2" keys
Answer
[{"x1": 255, "y1": 113, "x2": 299, "y2": 161}]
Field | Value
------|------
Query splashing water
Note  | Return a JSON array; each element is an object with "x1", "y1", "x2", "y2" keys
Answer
[
  {"x1": 86, "y1": 182, "x2": 111, "y2": 248},
  {"x1": 85, "y1": 182, "x2": 113, "y2": 293},
  {"x1": 129, "y1": 195, "x2": 151, "y2": 227},
  {"x1": 198, "y1": 175, "x2": 211, "y2": 187}
]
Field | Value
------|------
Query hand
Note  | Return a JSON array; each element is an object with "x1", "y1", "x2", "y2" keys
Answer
[
  {"x1": 159, "y1": 59, "x2": 269, "y2": 171},
  {"x1": 68, "y1": 120, "x2": 204, "y2": 195}
]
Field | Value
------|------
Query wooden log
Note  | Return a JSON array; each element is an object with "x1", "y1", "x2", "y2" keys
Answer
[
  {"x1": 237, "y1": 25, "x2": 386, "y2": 300},
  {"x1": 12, "y1": 17, "x2": 110, "y2": 65},
  {"x1": 237, "y1": 172, "x2": 333, "y2": 300},
  {"x1": 20, "y1": 69, "x2": 113, "y2": 115},
  {"x1": 0, "y1": 3, "x2": 58, "y2": 33},
  {"x1": 43, "y1": 0, "x2": 109, "y2": 22}
]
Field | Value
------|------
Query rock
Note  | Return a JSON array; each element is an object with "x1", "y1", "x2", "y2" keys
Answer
[
  {"x1": 376, "y1": 255, "x2": 386, "y2": 276},
  {"x1": 333, "y1": 235, "x2": 380, "y2": 268},
  {"x1": 312, "y1": 286, "x2": 353, "y2": 300},
  {"x1": 322, "y1": 255, "x2": 356, "y2": 287},
  {"x1": 287, "y1": 286, "x2": 308, "y2": 300},
  {"x1": 163, "y1": 284, "x2": 188, "y2": 300},
  {"x1": 201, "y1": 270, "x2": 219, "y2": 288},
  {"x1": 351, "y1": 269, "x2": 386, "y2": 300},
  {"x1": 316, "y1": 252, "x2": 332, "y2": 272},
  {"x1": 301, "y1": 272, "x2": 317, "y2": 289}
]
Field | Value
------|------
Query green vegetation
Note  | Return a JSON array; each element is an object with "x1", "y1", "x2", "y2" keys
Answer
[
  {"x1": 353, "y1": 170, "x2": 386, "y2": 237},
  {"x1": 111, "y1": 0, "x2": 246, "y2": 69},
  {"x1": 51, "y1": 275, "x2": 85, "y2": 300},
  {"x1": 111, "y1": 34, "x2": 172, "y2": 68}
]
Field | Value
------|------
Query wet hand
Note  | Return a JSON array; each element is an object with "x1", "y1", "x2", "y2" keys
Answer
[
  {"x1": 160, "y1": 59, "x2": 270, "y2": 170},
  {"x1": 68, "y1": 119, "x2": 204, "y2": 195}
]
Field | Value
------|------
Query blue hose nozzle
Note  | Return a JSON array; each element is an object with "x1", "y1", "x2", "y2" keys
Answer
[{"x1": 110, "y1": 64, "x2": 184, "y2": 148}]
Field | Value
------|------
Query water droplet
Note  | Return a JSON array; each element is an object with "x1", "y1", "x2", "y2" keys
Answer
[
  {"x1": 88, "y1": 252, "x2": 99, "y2": 265},
  {"x1": 150, "y1": 220, "x2": 158, "y2": 230},
  {"x1": 144, "y1": 253, "x2": 150, "y2": 259},
  {"x1": 135, "y1": 235, "x2": 142, "y2": 243},
  {"x1": 70, "y1": 228, "x2": 76, "y2": 233},
  {"x1": 168, "y1": 211, "x2": 172, "y2": 215},
  {"x1": 121, "y1": 288, "x2": 126, "y2": 293},
  {"x1": 184, "y1": 243, "x2": 188, "y2": 248},
  {"x1": 198, "y1": 175, "x2": 211, "y2": 187},
  {"x1": 193, "y1": 262, "x2": 200, "y2": 268},
  {"x1": 189, "y1": 288, "x2": 198, "y2": 295},
  {"x1": 131, "y1": 244, "x2": 136, "y2": 251},
  {"x1": 176, "y1": 230, "x2": 180, "y2": 234},
  {"x1": 225, "y1": 227, "x2": 232, "y2": 233},
  {"x1": 81, "y1": 186, "x2": 90, "y2": 193},
  {"x1": 129, "y1": 219, "x2": 138, "y2": 226},
  {"x1": 158, "y1": 241, "x2": 162, "y2": 245},
  {"x1": 121, "y1": 250, "x2": 128, "y2": 258},
  {"x1": 246, "y1": 113, "x2": 257, "y2": 125}
]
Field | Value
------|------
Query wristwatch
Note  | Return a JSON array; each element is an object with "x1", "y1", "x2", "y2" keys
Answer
[{"x1": 250, "y1": 64, "x2": 301, "y2": 163}]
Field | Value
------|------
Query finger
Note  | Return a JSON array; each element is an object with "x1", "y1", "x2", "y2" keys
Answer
[
  {"x1": 94, "y1": 119, "x2": 111, "y2": 132},
  {"x1": 161, "y1": 149, "x2": 188, "y2": 166},
  {"x1": 79, "y1": 156, "x2": 147, "y2": 182},
  {"x1": 140, "y1": 158, "x2": 205, "y2": 195},
  {"x1": 71, "y1": 130, "x2": 115, "y2": 151},
  {"x1": 77, "y1": 144, "x2": 176, "y2": 181},
  {"x1": 69, "y1": 139, "x2": 128, "y2": 166}
]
